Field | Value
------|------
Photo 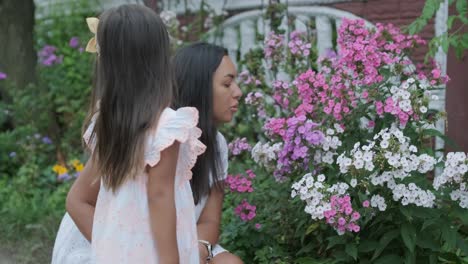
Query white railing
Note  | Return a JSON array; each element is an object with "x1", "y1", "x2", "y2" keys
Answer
[{"x1": 205, "y1": 6, "x2": 372, "y2": 66}]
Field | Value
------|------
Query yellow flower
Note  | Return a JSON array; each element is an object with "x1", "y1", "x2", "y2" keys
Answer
[
  {"x1": 52, "y1": 164, "x2": 68, "y2": 175},
  {"x1": 71, "y1": 159, "x2": 84, "y2": 172},
  {"x1": 71, "y1": 159, "x2": 79, "y2": 167},
  {"x1": 75, "y1": 163, "x2": 84, "y2": 172}
]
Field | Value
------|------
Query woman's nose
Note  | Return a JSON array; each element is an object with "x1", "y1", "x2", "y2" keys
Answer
[{"x1": 232, "y1": 82, "x2": 242, "y2": 99}]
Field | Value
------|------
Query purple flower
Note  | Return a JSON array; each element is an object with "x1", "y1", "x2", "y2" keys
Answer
[
  {"x1": 0, "y1": 72, "x2": 7, "y2": 80},
  {"x1": 325, "y1": 48, "x2": 337, "y2": 59},
  {"x1": 228, "y1": 138, "x2": 252, "y2": 156},
  {"x1": 69, "y1": 37, "x2": 80, "y2": 48},
  {"x1": 42, "y1": 136, "x2": 53, "y2": 144},
  {"x1": 58, "y1": 173, "x2": 72, "y2": 181},
  {"x1": 38, "y1": 45, "x2": 62, "y2": 66}
]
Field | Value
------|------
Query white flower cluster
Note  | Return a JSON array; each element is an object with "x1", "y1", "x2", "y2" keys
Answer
[
  {"x1": 251, "y1": 142, "x2": 282, "y2": 170},
  {"x1": 337, "y1": 141, "x2": 376, "y2": 173},
  {"x1": 339, "y1": 126, "x2": 436, "y2": 176},
  {"x1": 291, "y1": 173, "x2": 330, "y2": 219},
  {"x1": 338, "y1": 125, "x2": 438, "y2": 208},
  {"x1": 370, "y1": 194, "x2": 387, "y2": 211},
  {"x1": 315, "y1": 125, "x2": 343, "y2": 165},
  {"x1": 391, "y1": 183, "x2": 435, "y2": 207},
  {"x1": 434, "y1": 152, "x2": 468, "y2": 208},
  {"x1": 291, "y1": 173, "x2": 350, "y2": 220}
]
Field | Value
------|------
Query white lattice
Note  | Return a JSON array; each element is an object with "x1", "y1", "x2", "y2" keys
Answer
[{"x1": 205, "y1": 6, "x2": 372, "y2": 67}]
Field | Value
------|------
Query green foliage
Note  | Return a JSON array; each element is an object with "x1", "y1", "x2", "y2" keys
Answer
[
  {"x1": 407, "y1": 0, "x2": 468, "y2": 60},
  {"x1": 0, "y1": 1, "x2": 97, "y2": 262}
]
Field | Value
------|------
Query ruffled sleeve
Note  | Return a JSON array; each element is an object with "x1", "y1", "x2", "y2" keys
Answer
[
  {"x1": 82, "y1": 112, "x2": 98, "y2": 152},
  {"x1": 144, "y1": 107, "x2": 206, "y2": 181}
]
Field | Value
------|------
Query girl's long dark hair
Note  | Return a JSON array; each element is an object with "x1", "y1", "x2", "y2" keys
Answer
[
  {"x1": 173, "y1": 42, "x2": 228, "y2": 204},
  {"x1": 84, "y1": 4, "x2": 173, "y2": 192}
]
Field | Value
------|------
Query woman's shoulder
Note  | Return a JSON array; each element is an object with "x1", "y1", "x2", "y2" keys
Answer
[{"x1": 216, "y1": 132, "x2": 229, "y2": 155}]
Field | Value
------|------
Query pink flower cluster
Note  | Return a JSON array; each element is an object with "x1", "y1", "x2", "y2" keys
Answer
[
  {"x1": 245, "y1": 91, "x2": 267, "y2": 118},
  {"x1": 234, "y1": 199, "x2": 257, "y2": 221},
  {"x1": 375, "y1": 97, "x2": 413, "y2": 126},
  {"x1": 264, "y1": 32, "x2": 285, "y2": 69},
  {"x1": 228, "y1": 137, "x2": 252, "y2": 156},
  {"x1": 245, "y1": 91, "x2": 264, "y2": 106},
  {"x1": 294, "y1": 69, "x2": 357, "y2": 121},
  {"x1": 239, "y1": 70, "x2": 262, "y2": 86},
  {"x1": 324, "y1": 195, "x2": 361, "y2": 235},
  {"x1": 288, "y1": 30, "x2": 312, "y2": 57},
  {"x1": 272, "y1": 80, "x2": 293, "y2": 109},
  {"x1": 226, "y1": 170, "x2": 255, "y2": 193}
]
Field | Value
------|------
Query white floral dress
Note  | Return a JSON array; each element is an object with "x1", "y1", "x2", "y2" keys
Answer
[{"x1": 52, "y1": 107, "x2": 205, "y2": 263}]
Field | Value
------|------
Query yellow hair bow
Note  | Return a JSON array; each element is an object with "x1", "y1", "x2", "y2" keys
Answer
[{"x1": 85, "y1": 17, "x2": 99, "y2": 53}]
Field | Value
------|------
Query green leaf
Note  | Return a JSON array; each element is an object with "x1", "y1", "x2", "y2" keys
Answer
[
  {"x1": 358, "y1": 240, "x2": 378, "y2": 253},
  {"x1": 421, "y1": 217, "x2": 440, "y2": 231},
  {"x1": 375, "y1": 254, "x2": 402, "y2": 264},
  {"x1": 461, "y1": 33, "x2": 468, "y2": 48},
  {"x1": 407, "y1": 20, "x2": 425, "y2": 35},
  {"x1": 442, "y1": 34, "x2": 450, "y2": 53},
  {"x1": 441, "y1": 225, "x2": 457, "y2": 250},
  {"x1": 401, "y1": 223, "x2": 417, "y2": 252},
  {"x1": 410, "y1": 206, "x2": 441, "y2": 219},
  {"x1": 447, "y1": 15, "x2": 458, "y2": 29},
  {"x1": 404, "y1": 251, "x2": 416, "y2": 264},
  {"x1": 456, "y1": 0, "x2": 467, "y2": 16},
  {"x1": 326, "y1": 235, "x2": 346, "y2": 250},
  {"x1": 345, "y1": 243, "x2": 358, "y2": 260},
  {"x1": 453, "y1": 205, "x2": 468, "y2": 225},
  {"x1": 457, "y1": 237, "x2": 468, "y2": 255},
  {"x1": 305, "y1": 222, "x2": 319, "y2": 235},
  {"x1": 416, "y1": 232, "x2": 440, "y2": 251},
  {"x1": 422, "y1": 0, "x2": 441, "y2": 19},
  {"x1": 439, "y1": 252, "x2": 462, "y2": 263},
  {"x1": 399, "y1": 206, "x2": 413, "y2": 220},
  {"x1": 372, "y1": 230, "x2": 399, "y2": 261},
  {"x1": 455, "y1": 43, "x2": 465, "y2": 59}
]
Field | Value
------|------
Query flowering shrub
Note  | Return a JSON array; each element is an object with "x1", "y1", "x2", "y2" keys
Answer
[{"x1": 221, "y1": 17, "x2": 468, "y2": 263}]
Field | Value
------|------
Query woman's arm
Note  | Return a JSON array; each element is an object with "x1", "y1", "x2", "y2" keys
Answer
[
  {"x1": 197, "y1": 184, "x2": 225, "y2": 261},
  {"x1": 147, "y1": 142, "x2": 180, "y2": 264},
  {"x1": 66, "y1": 157, "x2": 100, "y2": 242}
]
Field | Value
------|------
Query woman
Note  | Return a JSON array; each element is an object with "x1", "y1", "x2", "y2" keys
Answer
[
  {"x1": 173, "y1": 42, "x2": 243, "y2": 264},
  {"x1": 52, "y1": 42, "x2": 243, "y2": 264}
]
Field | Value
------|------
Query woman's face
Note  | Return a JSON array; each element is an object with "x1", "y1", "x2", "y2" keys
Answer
[{"x1": 212, "y1": 56, "x2": 242, "y2": 124}]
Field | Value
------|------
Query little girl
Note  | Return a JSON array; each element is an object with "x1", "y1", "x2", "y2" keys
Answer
[{"x1": 65, "y1": 5, "x2": 204, "y2": 263}]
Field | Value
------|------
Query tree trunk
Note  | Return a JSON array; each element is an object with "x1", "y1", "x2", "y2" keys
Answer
[{"x1": 0, "y1": 0, "x2": 36, "y2": 89}]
